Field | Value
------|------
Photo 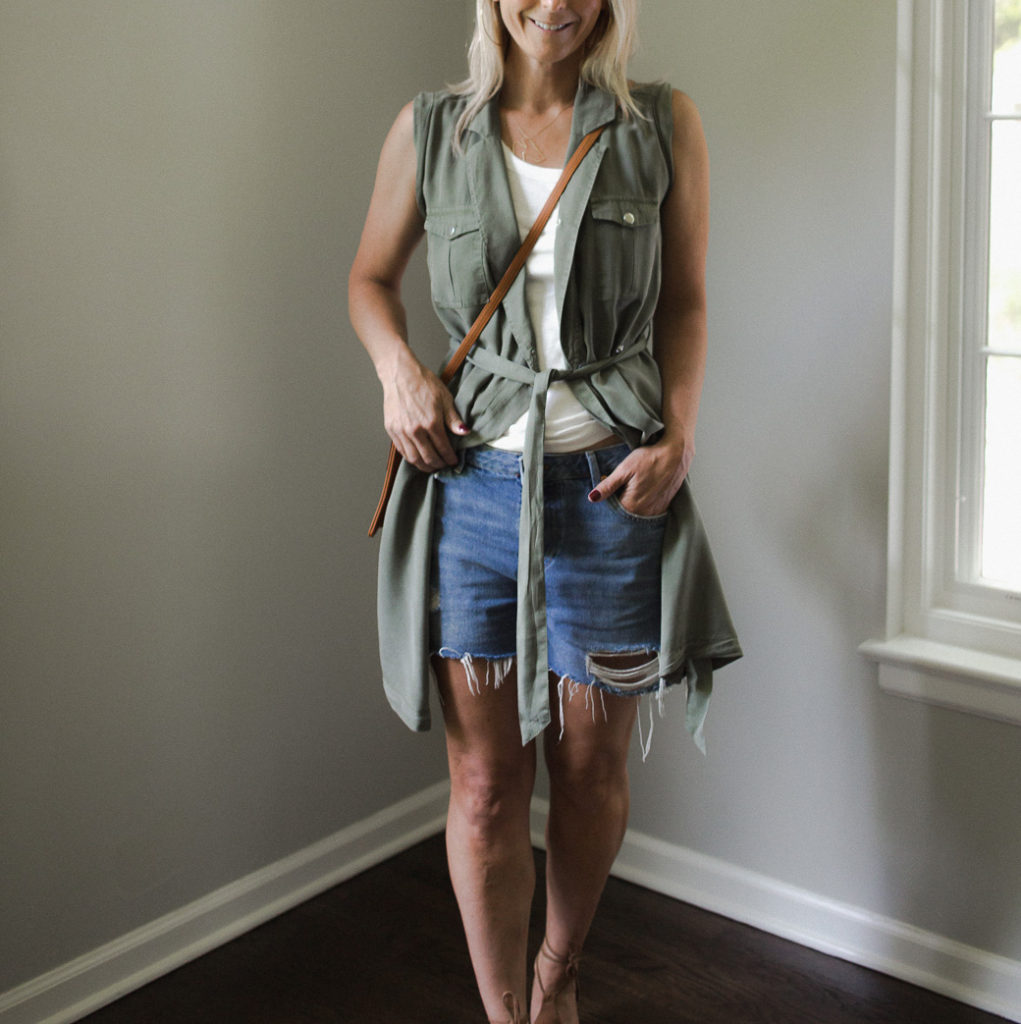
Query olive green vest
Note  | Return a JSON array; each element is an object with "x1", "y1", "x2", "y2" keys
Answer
[{"x1": 377, "y1": 80, "x2": 741, "y2": 750}]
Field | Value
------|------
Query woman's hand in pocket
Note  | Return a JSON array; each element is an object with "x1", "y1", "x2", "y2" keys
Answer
[{"x1": 587, "y1": 436, "x2": 693, "y2": 517}]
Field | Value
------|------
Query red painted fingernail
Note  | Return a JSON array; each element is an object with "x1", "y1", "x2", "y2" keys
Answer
[{"x1": 588, "y1": 490, "x2": 600, "y2": 502}]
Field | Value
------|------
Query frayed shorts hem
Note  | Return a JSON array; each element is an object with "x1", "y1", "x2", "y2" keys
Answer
[
  {"x1": 429, "y1": 645, "x2": 667, "y2": 698},
  {"x1": 430, "y1": 646, "x2": 671, "y2": 759}
]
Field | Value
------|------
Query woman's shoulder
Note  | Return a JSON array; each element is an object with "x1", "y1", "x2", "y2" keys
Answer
[
  {"x1": 615, "y1": 82, "x2": 678, "y2": 169},
  {"x1": 407, "y1": 89, "x2": 474, "y2": 147},
  {"x1": 626, "y1": 83, "x2": 702, "y2": 161},
  {"x1": 412, "y1": 88, "x2": 473, "y2": 122},
  {"x1": 627, "y1": 81, "x2": 694, "y2": 121},
  {"x1": 629, "y1": 80, "x2": 674, "y2": 100}
]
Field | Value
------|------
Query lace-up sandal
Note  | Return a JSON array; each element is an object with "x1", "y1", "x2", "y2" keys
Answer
[
  {"x1": 489, "y1": 991, "x2": 528, "y2": 1024},
  {"x1": 533, "y1": 938, "x2": 581, "y2": 1024}
]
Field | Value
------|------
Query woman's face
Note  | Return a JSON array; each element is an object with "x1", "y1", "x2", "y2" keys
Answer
[{"x1": 497, "y1": 0, "x2": 606, "y2": 69}]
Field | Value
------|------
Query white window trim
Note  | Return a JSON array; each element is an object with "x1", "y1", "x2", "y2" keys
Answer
[{"x1": 861, "y1": 0, "x2": 1021, "y2": 725}]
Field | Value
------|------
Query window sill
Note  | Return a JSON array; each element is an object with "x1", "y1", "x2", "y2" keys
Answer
[{"x1": 860, "y1": 636, "x2": 1021, "y2": 727}]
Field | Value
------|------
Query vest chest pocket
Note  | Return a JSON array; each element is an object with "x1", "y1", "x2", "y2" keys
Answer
[
  {"x1": 423, "y1": 209, "x2": 490, "y2": 309},
  {"x1": 584, "y1": 198, "x2": 660, "y2": 301}
]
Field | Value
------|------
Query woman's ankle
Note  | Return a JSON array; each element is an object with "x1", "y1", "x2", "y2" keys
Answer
[{"x1": 530, "y1": 937, "x2": 581, "y2": 1023}]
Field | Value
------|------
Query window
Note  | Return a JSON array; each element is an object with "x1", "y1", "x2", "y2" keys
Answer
[
  {"x1": 861, "y1": 0, "x2": 1021, "y2": 724},
  {"x1": 964, "y1": 0, "x2": 1021, "y2": 592}
]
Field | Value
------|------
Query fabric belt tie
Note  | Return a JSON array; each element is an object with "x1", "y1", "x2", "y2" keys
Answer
[{"x1": 465, "y1": 338, "x2": 649, "y2": 744}]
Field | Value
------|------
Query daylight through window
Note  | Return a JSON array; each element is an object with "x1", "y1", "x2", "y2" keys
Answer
[{"x1": 976, "y1": 0, "x2": 1021, "y2": 590}]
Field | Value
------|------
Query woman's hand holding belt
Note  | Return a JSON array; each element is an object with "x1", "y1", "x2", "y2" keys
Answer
[
  {"x1": 381, "y1": 347, "x2": 470, "y2": 473},
  {"x1": 587, "y1": 434, "x2": 694, "y2": 518}
]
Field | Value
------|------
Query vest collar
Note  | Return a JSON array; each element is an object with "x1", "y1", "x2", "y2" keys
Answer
[{"x1": 466, "y1": 78, "x2": 618, "y2": 142}]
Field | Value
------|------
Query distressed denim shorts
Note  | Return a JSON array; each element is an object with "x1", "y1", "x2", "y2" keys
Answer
[{"x1": 429, "y1": 444, "x2": 667, "y2": 696}]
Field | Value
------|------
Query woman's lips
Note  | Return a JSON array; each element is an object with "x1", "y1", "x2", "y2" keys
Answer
[{"x1": 529, "y1": 18, "x2": 572, "y2": 32}]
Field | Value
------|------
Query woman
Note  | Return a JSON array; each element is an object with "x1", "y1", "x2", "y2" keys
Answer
[{"x1": 349, "y1": 2, "x2": 740, "y2": 1020}]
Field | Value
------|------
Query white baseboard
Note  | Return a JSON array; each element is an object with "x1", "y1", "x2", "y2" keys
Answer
[
  {"x1": 530, "y1": 798, "x2": 1021, "y2": 1023},
  {"x1": 0, "y1": 781, "x2": 451, "y2": 1024},
  {"x1": 7, "y1": 787, "x2": 1018, "y2": 1024}
]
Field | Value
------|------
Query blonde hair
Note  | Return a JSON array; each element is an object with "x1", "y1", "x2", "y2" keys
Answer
[{"x1": 451, "y1": 0, "x2": 643, "y2": 151}]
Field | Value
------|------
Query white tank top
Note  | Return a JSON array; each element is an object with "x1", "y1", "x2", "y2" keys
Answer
[{"x1": 488, "y1": 143, "x2": 615, "y2": 453}]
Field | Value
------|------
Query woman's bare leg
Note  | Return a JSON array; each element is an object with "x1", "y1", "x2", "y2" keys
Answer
[
  {"x1": 435, "y1": 656, "x2": 536, "y2": 1021},
  {"x1": 532, "y1": 675, "x2": 639, "y2": 1024}
]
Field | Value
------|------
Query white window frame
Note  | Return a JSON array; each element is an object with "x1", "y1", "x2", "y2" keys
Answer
[{"x1": 861, "y1": 0, "x2": 1021, "y2": 725}]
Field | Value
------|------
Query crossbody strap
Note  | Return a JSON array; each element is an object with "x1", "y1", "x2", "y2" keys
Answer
[{"x1": 368, "y1": 124, "x2": 606, "y2": 537}]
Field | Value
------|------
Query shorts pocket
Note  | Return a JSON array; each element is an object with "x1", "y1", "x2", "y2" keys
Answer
[
  {"x1": 605, "y1": 493, "x2": 669, "y2": 525},
  {"x1": 585, "y1": 448, "x2": 669, "y2": 526}
]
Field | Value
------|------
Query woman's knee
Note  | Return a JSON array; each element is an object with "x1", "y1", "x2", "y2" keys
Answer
[
  {"x1": 547, "y1": 741, "x2": 629, "y2": 811},
  {"x1": 449, "y1": 752, "x2": 535, "y2": 833}
]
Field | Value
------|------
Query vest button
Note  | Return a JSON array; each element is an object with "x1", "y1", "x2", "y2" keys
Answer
[{"x1": 623, "y1": 211, "x2": 636, "y2": 226}]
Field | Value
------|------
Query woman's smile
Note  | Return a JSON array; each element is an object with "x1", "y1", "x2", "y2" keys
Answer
[{"x1": 528, "y1": 18, "x2": 573, "y2": 32}]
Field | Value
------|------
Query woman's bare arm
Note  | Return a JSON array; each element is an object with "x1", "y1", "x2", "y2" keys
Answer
[
  {"x1": 348, "y1": 101, "x2": 468, "y2": 471},
  {"x1": 588, "y1": 89, "x2": 709, "y2": 516}
]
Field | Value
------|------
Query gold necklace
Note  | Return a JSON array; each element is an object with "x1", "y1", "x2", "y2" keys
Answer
[{"x1": 504, "y1": 104, "x2": 571, "y2": 163}]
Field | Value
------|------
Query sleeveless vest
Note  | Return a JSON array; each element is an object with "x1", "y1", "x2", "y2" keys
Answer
[{"x1": 376, "y1": 80, "x2": 741, "y2": 750}]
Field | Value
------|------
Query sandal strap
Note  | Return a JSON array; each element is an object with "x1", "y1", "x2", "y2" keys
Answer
[{"x1": 534, "y1": 937, "x2": 581, "y2": 1003}]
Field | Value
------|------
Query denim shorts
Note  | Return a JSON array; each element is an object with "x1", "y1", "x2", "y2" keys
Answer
[{"x1": 429, "y1": 444, "x2": 667, "y2": 695}]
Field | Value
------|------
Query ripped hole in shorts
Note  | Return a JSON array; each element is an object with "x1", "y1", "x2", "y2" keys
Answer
[
  {"x1": 586, "y1": 650, "x2": 661, "y2": 691},
  {"x1": 553, "y1": 650, "x2": 669, "y2": 761}
]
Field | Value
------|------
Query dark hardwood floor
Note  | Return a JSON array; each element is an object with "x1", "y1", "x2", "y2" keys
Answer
[{"x1": 81, "y1": 833, "x2": 1009, "y2": 1024}]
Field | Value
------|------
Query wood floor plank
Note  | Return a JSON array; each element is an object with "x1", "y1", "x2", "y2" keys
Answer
[{"x1": 79, "y1": 833, "x2": 1010, "y2": 1024}]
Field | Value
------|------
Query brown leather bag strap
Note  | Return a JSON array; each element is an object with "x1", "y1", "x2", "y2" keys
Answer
[{"x1": 368, "y1": 125, "x2": 605, "y2": 537}]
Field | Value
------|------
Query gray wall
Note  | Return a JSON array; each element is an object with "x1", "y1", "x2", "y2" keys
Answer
[
  {"x1": 4, "y1": 0, "x2": 1021, "y2": 1006},
  {"x1": 626, "y1": 0, "x2": 1021, "y2": 961},
  {"x1": 0, "y1": 0, "x2": 460, "y2": 992}
]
